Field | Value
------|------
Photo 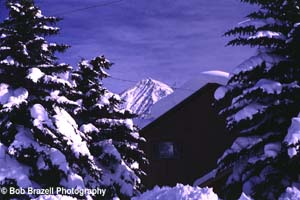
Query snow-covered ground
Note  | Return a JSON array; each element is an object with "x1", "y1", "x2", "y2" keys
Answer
[
  {"x1": 279, "y1": 187, "x2": 300, "y2": 200},
  {"x1": 132, "y1": 184, "x2": 300, "y2": 200},
  {"x1": 132, "y1": 184, "x2": 219, "y2": 200}
]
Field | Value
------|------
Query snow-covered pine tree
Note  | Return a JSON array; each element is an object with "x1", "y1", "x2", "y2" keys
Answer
[
  {"x1": 215, "y1": 1, "x2": 300, "y2": 199},
  {"x1": 0, "y1": 1, "x2": 104, "y2": 199},
  {"x1": 70, "y1": 56, "x2": 147, "y2": 199}
]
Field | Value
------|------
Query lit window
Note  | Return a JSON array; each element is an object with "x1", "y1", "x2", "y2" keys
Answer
[{"x1": 156, "y1": 142, "x2": 179, "y2": 159}]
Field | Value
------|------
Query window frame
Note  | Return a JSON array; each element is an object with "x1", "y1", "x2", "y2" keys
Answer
[{"x1": 153, "y1": 140, "x2": 181, "y2": 160}]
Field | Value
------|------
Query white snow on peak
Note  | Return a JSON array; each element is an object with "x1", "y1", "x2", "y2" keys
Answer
[
  {"x1": 202, "y1": 70, "x2": 230, "y2": 79},
  {"x1": 120, "y1": 78, "x2": 173, "y2": 116}
]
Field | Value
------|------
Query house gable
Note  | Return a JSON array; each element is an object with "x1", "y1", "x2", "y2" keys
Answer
[{"x1": 140, "y1": 83, "x2": 235, "y2": 188}]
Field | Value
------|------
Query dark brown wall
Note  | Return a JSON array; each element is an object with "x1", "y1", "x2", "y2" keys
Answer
[{"x1": 141, "y1": 83, "x2": 235, "y2": 188}]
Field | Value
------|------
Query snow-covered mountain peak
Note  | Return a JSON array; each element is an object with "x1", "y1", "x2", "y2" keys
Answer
[{"x1": 120, "y1": 78, "x2": 174, "y2": 116}]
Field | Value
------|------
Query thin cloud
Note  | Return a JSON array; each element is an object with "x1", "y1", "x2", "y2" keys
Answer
[{"x1": 0, "y1": 0, "x2": 256, "y2": 92}]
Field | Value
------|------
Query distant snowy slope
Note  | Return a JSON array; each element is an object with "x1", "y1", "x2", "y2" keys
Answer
[
  {"x1": 120, "y1": 78, "x2": 174, "y2": 117},
  {"x1": 137, "y1": 73, "x2": 228, "y2": 128}
]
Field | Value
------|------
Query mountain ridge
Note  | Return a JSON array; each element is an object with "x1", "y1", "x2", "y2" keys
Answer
[{"x1": 120, "y1": 78, "x2": 174, "y2": 118}]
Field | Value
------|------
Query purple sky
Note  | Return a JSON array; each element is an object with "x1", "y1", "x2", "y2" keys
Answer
[{"x1": 0, "y1": 0, "x2": 256, "y2": 93}]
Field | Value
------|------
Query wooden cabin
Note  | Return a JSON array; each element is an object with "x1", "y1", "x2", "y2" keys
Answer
[{"x1": 140, "y1": 81, "x2": 235, "y2": 189}]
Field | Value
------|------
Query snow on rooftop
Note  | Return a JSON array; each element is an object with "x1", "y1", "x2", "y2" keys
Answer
[{"x1": 202, "y1": 70, "x2": 230, "y2": 79}]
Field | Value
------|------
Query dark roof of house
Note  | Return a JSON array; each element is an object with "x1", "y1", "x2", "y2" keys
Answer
[
  {"x1": 142, "y1": 82, "x2": 221, "y2": 131},
  {"x1": 138, "y1": 74, "x2": 228, "y2": 129}
]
